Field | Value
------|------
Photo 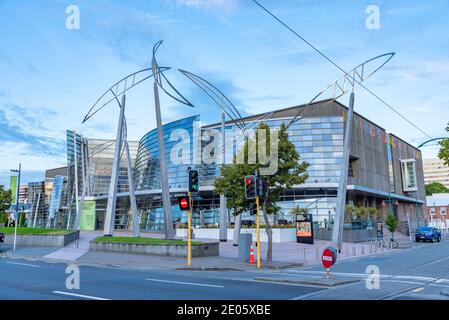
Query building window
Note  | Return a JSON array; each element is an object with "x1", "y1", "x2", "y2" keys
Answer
[
  {"x1": 430, "y1": 208, "x2": 436, "y2": 215},
  {"x1": 441, "y1": 208, "x2": 447, "y2": 216}
]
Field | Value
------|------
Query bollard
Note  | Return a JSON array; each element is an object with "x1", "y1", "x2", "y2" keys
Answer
[
  {"x1": 316, "y1": 247, "x2": 320, "y2": 263},
  {"x1": 345, "y1": 246, "x2": 349, "y2": 257},
  {"x1": 369, "y1": 244, "x2": 372, "y2": 254},
  {"x1": 302, "y1": 247, "x2": 307, "y2": 265},
  {"x1": 380, "y1": 243, "x2": 384, "y2": 251},
  {"x1": 374, "y1": 244, "x2": 378, "y2": 253},
  {"x1": 361, "y1": 245, "x2": 365, "y2": 255},
  {"x1": 352, "y1": 246, "x2": 356, "y2": 256}
]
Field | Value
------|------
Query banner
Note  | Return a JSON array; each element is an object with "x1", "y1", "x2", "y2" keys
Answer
[
  {"x1": 10, "y1": 176, "x2": 18, "y2": 204},
  {"x1": 79, "y1": 200, "x2": 96, "y2": 231}
]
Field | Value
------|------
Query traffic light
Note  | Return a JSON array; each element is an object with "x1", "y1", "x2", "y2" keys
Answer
[
  {"x1": 177, "y1": 196, "x2": 191, "y2": 211},
  {"x1": 189, "y1": 169, "x2": 199, "y2": 193},
  {"x1": 257, "y1": 176, "x2": 267, "y2": 200},
  {"x1": 249, "y1": 203, "x2": 257, "y2": 216},
  {"x1": 245, "y1": 175, "x2": 257, "y2": 200}
]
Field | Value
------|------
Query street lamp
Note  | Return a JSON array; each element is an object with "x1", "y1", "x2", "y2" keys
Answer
[{"x1": 10, "y1": 163, "x2": 21, "y2": 251}]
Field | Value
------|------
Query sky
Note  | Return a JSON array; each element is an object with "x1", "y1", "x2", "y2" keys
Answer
[{"x1": 0, "y1": 0, "x2": 448, "y2": 188}]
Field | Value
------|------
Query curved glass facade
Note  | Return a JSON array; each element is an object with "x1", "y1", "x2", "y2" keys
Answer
[
  {"x1": 129, "y1": 112, "x2": 344, "y2": 231},
  {"x1": 134, "y1": 115, "x2": 201, "y2": 191},
  {"x1": 102, "y1": 99, "x2": 425, "y2": 234}
]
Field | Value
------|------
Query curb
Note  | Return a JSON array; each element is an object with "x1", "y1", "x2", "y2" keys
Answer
[
  {"x1": 175, "y1": 267, "x2": 243, "y2": 272},
  {"x1": 254, "y1": 277, "x2": 360, "y2": 287}
]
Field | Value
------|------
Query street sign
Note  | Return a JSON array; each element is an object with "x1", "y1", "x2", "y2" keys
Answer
[
  {"x1": 178, "y1": 196, "x2": 190, "y2": 211},
  {"x1": 322, "y1": 246, "x2": 337, "y2": 269}
]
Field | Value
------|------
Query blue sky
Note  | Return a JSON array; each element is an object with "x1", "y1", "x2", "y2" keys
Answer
[{"x1": 1, "y1": 0, "x2": 448, "y2": 187}]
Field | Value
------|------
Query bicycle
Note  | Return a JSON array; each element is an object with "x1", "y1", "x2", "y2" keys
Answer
[
  {"x1": 366, "y1": 237, "x2": 386, "y2": 248},
  {"x1": 387, "y1": 236, "x2": 399, "y2": 249}
]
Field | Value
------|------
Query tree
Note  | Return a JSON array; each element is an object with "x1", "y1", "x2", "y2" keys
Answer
[
  {"x1": 367, "y1": 207, "x2": 379, "y2": 221},
  {"x1": 438, "y1": 123, "x2": 449, "y2": 166},
  {"x1": 344, "y1": 204, "x2": 356, "y2": 223},
  {"x1": 385, "y1": 213, "x2": 399, "y2": 238},
  {"x1": 0, "y1": 185, "x2": 12, "y2": 214},
  {"x1": 291, "y1": 206, "x2": 310, "y2": 216},
  {"x1": 214, "y1": 163, "x2": 251, "y2": 218},
  {"x1": 425, "y1": 182, "x2": 449, "y2": 196},
  {"x1": 214, "y1": 122, "x2": 309, "y2": 262}
]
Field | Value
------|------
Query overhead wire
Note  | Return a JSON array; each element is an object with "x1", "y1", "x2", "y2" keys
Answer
[{"x1": 252, "y1": 0, "x2": 433, "y2": 140}]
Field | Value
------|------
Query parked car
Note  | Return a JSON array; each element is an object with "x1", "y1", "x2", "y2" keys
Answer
[{"x1": 415, "y1": 226, "x2": 441, "y2": 243}]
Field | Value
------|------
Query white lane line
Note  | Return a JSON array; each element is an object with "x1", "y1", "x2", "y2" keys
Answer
[
  {"x1": 145, "y1": 278, "x2": 224, "y2": 288},
  {"x1": 411, "y1": 287, "x2": 424, "y2": 293},
  {"x1": 280, "y1": 270, "x2": 444, "y2": 283},
  {"x1": 52, "y1": 291, "x2": 110, "y2": 300},
  {"x1": 6, "y1": 262, "x2": 42, "y2": 268}
]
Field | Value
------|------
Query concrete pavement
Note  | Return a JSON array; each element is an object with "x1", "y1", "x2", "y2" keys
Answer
[
  {"x1": 0, "y1": 255, "x2": 324, "y2": 300},
  {"x1": 1, "y1": 231, "x2": 448, "y2": 299}
]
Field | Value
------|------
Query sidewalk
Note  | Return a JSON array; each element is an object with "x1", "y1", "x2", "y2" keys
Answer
[{"x1": 1, "y1": 229, "x2": 415, "y2": 270}]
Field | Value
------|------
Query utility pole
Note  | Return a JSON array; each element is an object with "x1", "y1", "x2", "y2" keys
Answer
[
  {"x1": 332, "y1": 92, "x2": 355, "y2": 252},
  {"x1": 11, "y1": 163, "x2": 21, "y2": 251},
  {"x1": 188, "y1": 192, "x2": 192, "y2": 267},
  {"x1": 256, "y1": 195, "x2": 261, "y2": 269}
]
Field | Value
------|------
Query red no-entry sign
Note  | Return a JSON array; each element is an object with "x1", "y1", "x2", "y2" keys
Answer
[{"x1": 322, "y1": 246, "x2": 337, "y2": 269}]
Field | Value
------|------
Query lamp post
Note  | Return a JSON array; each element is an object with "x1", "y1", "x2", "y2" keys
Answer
[{"x1": 11, "y1": 163, "x2": 21, "y2": 251}]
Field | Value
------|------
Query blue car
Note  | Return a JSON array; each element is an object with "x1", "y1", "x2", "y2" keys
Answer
[{"x1": 415, "y1": 226, "x2": 441, "y2": 243}]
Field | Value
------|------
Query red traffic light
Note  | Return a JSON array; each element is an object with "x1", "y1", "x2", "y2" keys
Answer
[
  {"x1": 178, "y1": 196, "x2": 191, "y2": 211},
  {"x1": 180, "y1": 198, "x2": 188, "y2": 209},
  {"x1": 245, "y1": 178, "x2": 253, "y2": 186}
]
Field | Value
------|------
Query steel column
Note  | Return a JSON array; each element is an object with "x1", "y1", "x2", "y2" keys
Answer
[
  {"x1": 103, "y1": 94, "x2": 126, "y2": 236},
  {"x1": 153, "y1": 81, "x2": 174, "y2": 239},
  {"x1": 125, "y1": 141, "x2": 140, "y2": 237},
  {"x1": 219, "y1": 111, "x2": 228, "y2": 242},
  {"x1": 332, "y1": 92, "x2": 355, "y2": 252}
]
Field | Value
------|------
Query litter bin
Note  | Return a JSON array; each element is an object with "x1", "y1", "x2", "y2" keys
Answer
[{"x1": 238, "y1": 233, "x2": 253, "y2": 262}]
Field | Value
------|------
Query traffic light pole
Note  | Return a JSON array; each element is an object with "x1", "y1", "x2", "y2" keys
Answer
[
  {"x1": 256, "y1": 196, "x2": 261, "y2": 269},
  {"x1": 188, "y1": 192, "x2": 192, "y2": 267}
]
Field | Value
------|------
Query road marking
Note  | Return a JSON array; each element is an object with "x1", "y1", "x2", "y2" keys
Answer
[
  {"x1": 145, "y1": 278, "x2": 224, "y2": 288},
  {"x1": 52, "y1": 291, "x2": 110, "y2": 300},
  {"x1": 411, "y1": 287, "x2": 424, "y2": 293},
  {"x1": 6, "y1": 262, "x2": 42, "y2": 268},
  {"x1": 280, "y1": 270, "x2": 446, "y2": 283}
]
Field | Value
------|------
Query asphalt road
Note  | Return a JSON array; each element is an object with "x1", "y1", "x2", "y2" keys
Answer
[
  {"x1": 1, "y1": 239, "x2": 448, "y2": 300},
  {"x1": 281, "y1": 240, "x2": 449, "y2": 300},
  {"x1": 0, "y1": 256, "x2": 324, "y2": 300}
]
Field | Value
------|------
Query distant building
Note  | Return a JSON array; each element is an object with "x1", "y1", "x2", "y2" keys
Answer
[
  {"x1": 28, "y1": 181, "x2": 48, "y2": 227},
  {"x1": 45, "y1": 166, "x2": 70, "y2": 228},
  {"x1": 95, "y1": 99, "x2": 427, "y2": 236},
  {"x1": 423, "y1": 158, "x2": 449, "y2": 188},
  {"x1": 426, "y1": 193, "x2": 449, "y2": 231},
  {"x1": 18, "y1": 185, "x2": 29, "y2": 204}
]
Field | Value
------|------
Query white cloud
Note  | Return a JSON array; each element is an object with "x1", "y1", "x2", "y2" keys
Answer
[
  {"x1": 175, "y1": 0, "x2": 238, "y2": 11},
  {"x1": 389, "y1": 60, "x2": 449, "y2": 81}
]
